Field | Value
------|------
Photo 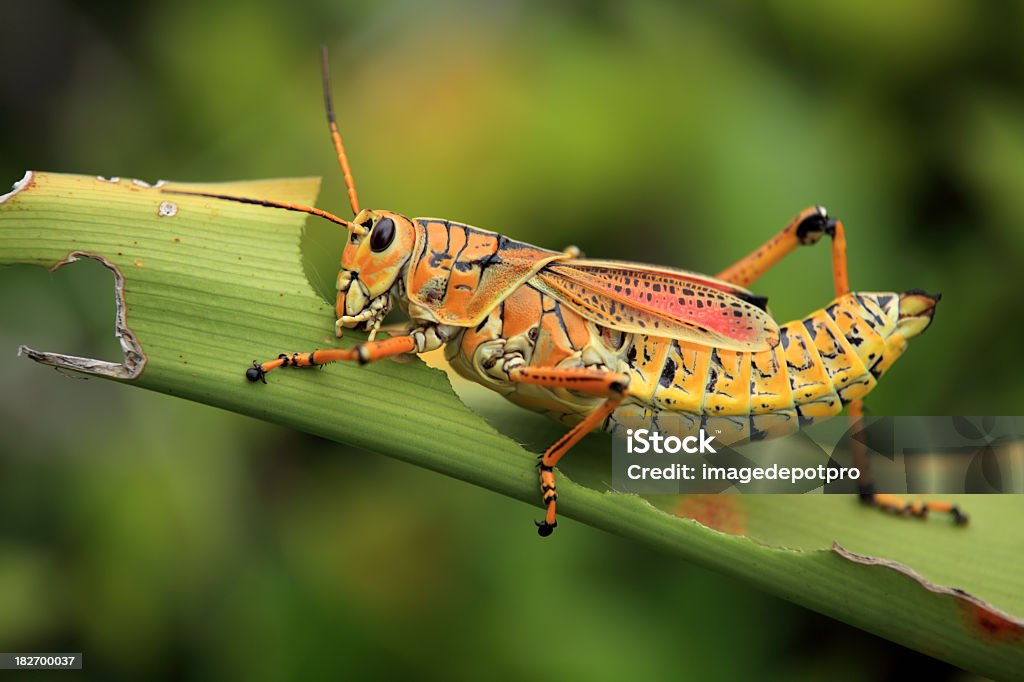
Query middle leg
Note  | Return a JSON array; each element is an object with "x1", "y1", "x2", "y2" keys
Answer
[{"x1": 507, "y1": 364, "x2": 629, "y2": 537}]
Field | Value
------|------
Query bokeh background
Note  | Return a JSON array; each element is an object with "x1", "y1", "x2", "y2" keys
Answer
[{"x1": 2, "y1": 1, "x2": 1022, "y2": 679}]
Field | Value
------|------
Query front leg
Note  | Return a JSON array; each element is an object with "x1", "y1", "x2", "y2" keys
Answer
[{"x1": 245, "y1": 326, "x2": 451, "y2": 383}]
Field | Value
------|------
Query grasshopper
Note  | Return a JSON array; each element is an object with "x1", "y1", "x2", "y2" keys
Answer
[{"x1": 167, "y1": 49, "x2": 963, "y2": 535}]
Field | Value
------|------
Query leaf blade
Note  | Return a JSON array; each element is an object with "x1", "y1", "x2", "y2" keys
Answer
[{"x1": 2, "y1": 172, "x2": 1021, "y2": 679}]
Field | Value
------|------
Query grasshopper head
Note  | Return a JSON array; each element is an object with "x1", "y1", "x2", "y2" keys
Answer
[{"x1": 335, "y1": 209, "x2": 416, "y2": 337}]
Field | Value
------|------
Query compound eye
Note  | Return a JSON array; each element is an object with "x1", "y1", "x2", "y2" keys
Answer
[{"x1": 370, "y1": 217, "x2": 396, "y2": 252}]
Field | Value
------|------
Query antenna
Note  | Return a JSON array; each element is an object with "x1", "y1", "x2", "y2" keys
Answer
[
  {"x1": 321, "y1": 45, "x2": 360, "y2": 216},
  {"x1": 160, "y1": 189, "x2": 364, "y2": 234}
]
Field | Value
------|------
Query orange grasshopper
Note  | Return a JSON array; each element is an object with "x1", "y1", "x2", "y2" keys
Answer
[{"x1": 167, "y1": 49, "x2": 963, "y2": 535}]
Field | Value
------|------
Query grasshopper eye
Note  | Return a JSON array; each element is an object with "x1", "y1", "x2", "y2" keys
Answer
[{"x1": 370, "y1": 217, "x2": 396, "y2": 252}]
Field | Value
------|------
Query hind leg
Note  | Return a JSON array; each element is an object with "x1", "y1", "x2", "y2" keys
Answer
[
  {"x1": 717, "y1": 208, "x2": 965, "y2": 524},
  {"x1": 716, "y1": 205, "x2": 849, "y2": 297}
]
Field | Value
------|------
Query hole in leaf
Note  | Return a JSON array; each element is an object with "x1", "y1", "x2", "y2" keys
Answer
[{"x1": 0, "y1": 258, "x2": 122, "y2": 365}]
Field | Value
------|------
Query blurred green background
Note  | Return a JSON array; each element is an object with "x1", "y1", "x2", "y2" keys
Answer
[{"x1": 2, "y1": 1, "x2": 1022, "y2": 679}]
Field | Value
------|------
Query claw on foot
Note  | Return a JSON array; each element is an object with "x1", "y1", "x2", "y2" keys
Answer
[
  {"x1": 245, "y1": 361, "x2": 266, "y2": 383},
  {"x1": 535, "y1": 520, "x2": 556, "y2": 537}
]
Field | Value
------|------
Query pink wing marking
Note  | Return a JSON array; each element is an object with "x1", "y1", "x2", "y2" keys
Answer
[{"x1": 537, "y1": 261, "x2": 780, "y2": 351}]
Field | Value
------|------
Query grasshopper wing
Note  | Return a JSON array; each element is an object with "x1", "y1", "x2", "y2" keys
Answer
[{"x1": 531, "y1": 259, "x2": 780, "y2": 351}]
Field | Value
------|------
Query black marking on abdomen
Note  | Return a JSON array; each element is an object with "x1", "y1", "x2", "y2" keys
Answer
[{"x1": 659, "y1": 356, "x2": 677, "y2": 388}]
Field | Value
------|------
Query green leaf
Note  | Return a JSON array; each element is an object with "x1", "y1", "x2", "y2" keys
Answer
[{"x1": 2, "y1": 172, "x2": 1022, "y2": 678}]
